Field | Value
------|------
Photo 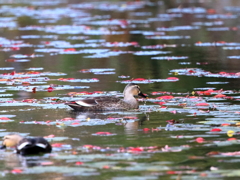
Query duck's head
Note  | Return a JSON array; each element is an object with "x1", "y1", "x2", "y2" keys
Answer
[
  {"x1": 124, "y1": 83, "x2": 147, "y2": 98},
  {"x1": 0, "y1": 134, "x2": 23, "y2": 149}
]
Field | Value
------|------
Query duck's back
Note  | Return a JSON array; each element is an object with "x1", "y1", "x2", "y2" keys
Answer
[
  {"x1": 67, "y1": 96, "x2": 133, "y2": 111},
  {"x1": 17, "y1": 137, "x2": 52, "y2": 155}
]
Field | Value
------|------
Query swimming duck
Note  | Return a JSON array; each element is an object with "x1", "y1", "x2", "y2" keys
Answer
[
  {"x1": 0, "y1": 134, "x2": 52, "y2": 156},
  {"x1": 66, "y1": 83, "x2": 146, "y2": 111}
]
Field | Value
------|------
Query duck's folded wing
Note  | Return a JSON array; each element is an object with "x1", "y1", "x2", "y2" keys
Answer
[
  {"x1": 17, "y1": 140, "x2": 31, "y2": 151},
  {"x1": 34, "y1": 137, "x2": 52, "y2": 151},
  {"x1": 75, "y1": 99, "x2": 98, "y2": 106},
  {"x1": 66, "y1": 99, "x2": 98, "y2": 107},
  {"x1": 18, "y1": 138, "x2": 52, "y2": 151},
  {"x1": 94, "y1": 96, "x2": 120, "y2": 104}
]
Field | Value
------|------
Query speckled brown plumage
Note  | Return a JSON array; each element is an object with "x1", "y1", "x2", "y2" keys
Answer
[{"x1": 66, "y1": 83, "x2": 146, "y2": 111}]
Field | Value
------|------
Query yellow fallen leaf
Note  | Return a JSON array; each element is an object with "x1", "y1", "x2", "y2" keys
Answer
[{"x1": 227, "y1": 130, "x2": 235, "y2": 137}]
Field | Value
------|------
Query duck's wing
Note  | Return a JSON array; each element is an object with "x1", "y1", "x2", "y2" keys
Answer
[
  {"x1": 94, "y1": 96, "x2": 120, "y2": 104},
  {"x1": 33, "y1": 137, "x2": 52, "y2": 152},
  {"x1": 66, "y1": 98, "x2": 98, "y2": 107},
  {"x1": 66, "y1": 96, "x2": 120, "y2": 107},
  {"x1": 17, "y1": 137, "x2": 52, "y2": 153},
  {"x1": 17, "y1": 138, "x2": 31, "y2": 151}
]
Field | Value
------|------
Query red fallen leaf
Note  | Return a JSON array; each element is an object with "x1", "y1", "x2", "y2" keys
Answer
[
  {"x1": 151, "y1": 91, "x2": 159, "y2": 95},
  {"x1": 72, "y1": 150, "x2": 78, "y2": 155},
  {"x1": 22, "y1": 82, "x2": 30, "y2": 86},
  {"x1": 206, "y1": 151, "x2": 220, "y2": 156},
  {"x1": 203, "y1": 91, "x2": 211, "y2": 95},
  {"x1": 228, "y1": 138, "x2": 237, "y2": 141},
  {"x1": 214, "y1": 94, "x2": 226, "y2": 98},
  {"x1": 152, "y1": 128, "x2": 160, "y2": 132},
  {"x1": 58, "y1": 78, "x2": 75, "y2": 81},
  {"x1": 44, "y1": 134, "x2": 55, "y2": 138},
  {"x1": 71, "y1": 122, "x2": 80, "y2": 125},
  {"x1": 161, "y1": 106, "x2": 167, "y2": 108},
  {"x1": 79, "y1": 69, "x2": 90, "y2": 73},
  {"x1": 22, "y1": 99, "x2": 35, "y2": 103},
  {"x1": 200, "y1": 173, "x2": 208, "y2": 177},
  {"x1": 51, "y1": 143, "x2": 63, "y2": 147},
  {"x1": 61, "y1": 117, "x2": 74, "y2": 121},
  {"x1": 221, "y1": 123, "x2": 230, "y2": 126},
  {"x1": 83, "y1": 145, "x2": 94, "y2": 148},
  {"x1": 123, "y1": 116, "x2": 137, "y2": 119},
  {"x1": 170, "y1": 110, "x2": 177, "y2": 114},
  {"x1": 11, "y1": 169, "x2": 23, "y2": 174},
  {"x1": 206, "y1": 89, "x2": 215, "y2": 92},
  {"x1": 75, "y1": 161, "x2": 84, "y2": 165},
  {"x1": 0, "y1": 117, "x2": 10, "y2": 120},
  {"x1": 27, "y1": 71, "x2": 41, "y2": 74},
  {"x1": 218, "y1": 41, "x2": 226, "y2": 44},
  {"x1": 102, "y1": 165, "x2": 110, "y2": 169},
  {"x1": 166, "y1": 171, "x2": 177, "y2": 174},
  {"x1": 166, "y1": 77, "x2": 179, "y2": 80},
  {"x1": 130, "y1": 41, "x2": 138, "y2": 46},
  {"x1": 207, "y1": 8, "x2": 216, "y2": 14},
  {"x1": 143, "y1": 128, "x2": 150, "y2": 132},
  {"x1": 32, "y1": 87, "x2": 36, "y2": 93},
  {"x1": 157, "y1": 95, "x2": 174, "y2": 100},
  {"x1": 128, "y1": 147, "x2": 144, "y2": 152},
  {"x1": 47, "y1": 87, "x2": 53, "y2": 92},
  {"x1": 64, "y1": 48, "x2": 76, "y2": 52},
  {"x1": 11, "y1": 47, "x2": 20, "y2": 51},
  {"x1": 133, "y1": 78, "x2": 146, "y2": 81},
  {"x1": 40, "y1": 161, "x2": 54, "y2": 165},
  {"x1": 166, "y1": 119, "x2": 177, "y2": 124},
  {"x1": 5, "y1": 59, "x2": 16, "y2": 62},
  {"x1": 186, "y1": 96, "x2": 198, "y2": 99},
  {"x1": 195, "y1": 103, "x2": 209, "y2": 106},
  {"x1": 10, "y1": 71, "x2": 16, "y2": 75},
  {"x1": 211, "y1": 128, "x2": 222, "y2": 132},
  {"x1": 188, "y1": 156, "x2": 205, "y2": 159},
  {"x1": 188, "y1": 70, "x2": 195, "y2": 73},
  {"x1": 93, "y1": 91, "x2": 104, "y2": 94},
  {"x1": 120, "y1": 19, "x2": 128, "y2": 26},
  {"x1": 154, "y1": 102, "x2": 166, "y2": 105},
  {"x1": 232, "y1": 27, "x2": 238, "y2": 31},
  {"x1": 95, "y1": 132, "x2": 112, "y2": 135},
  {"x1": 195, "y1": 137, "x2": 205, "y2": 143}
]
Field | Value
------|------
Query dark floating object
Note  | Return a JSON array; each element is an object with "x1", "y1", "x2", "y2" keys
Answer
[
  {"x1": 0, "y1": 134, "x2": 52, "y2": 156},
  {"x1": 66, "y1": 83, "x2": 147, "y2": 111}
]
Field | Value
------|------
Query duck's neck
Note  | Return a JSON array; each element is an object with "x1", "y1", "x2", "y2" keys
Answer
[{"x1": 123, "y1": 96, "x2": 139, "y2": 109}]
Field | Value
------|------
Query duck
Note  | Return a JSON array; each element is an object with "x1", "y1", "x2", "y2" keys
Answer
[
  {"x1": 0, "y1": 134, "x2": 52, "y2": 156},
  {"x1": 65, "y1": 83, "x2": 146, "y2": 111}
]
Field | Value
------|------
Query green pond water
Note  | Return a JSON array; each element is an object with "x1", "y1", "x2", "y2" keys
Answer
[{"x1": 0, "y1": 0, "x2": 240, "y2": 179}]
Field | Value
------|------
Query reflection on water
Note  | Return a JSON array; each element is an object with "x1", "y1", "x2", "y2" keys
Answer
[
  {"x1": 1, "y1": 153, "x2": 22, "y2": 169},
  {"x1": 124, "y1": 114, "x2": 149, "y2": 135},
  {"x1": 0, "y1": 0, "x2": 240, "y2": 179},
  {"x1": 2, "y1": 150, "x2": 51, "y2": 169}
]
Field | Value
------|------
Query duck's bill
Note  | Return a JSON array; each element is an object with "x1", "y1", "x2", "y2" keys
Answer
[
  {"x1": 138, "y1": 92, "x2": 147, "y2": 98},
  {"x1": 0, "y1": 145, "x2": 6, "y2": 149}
]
